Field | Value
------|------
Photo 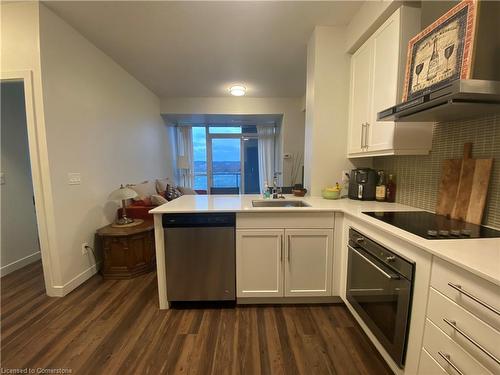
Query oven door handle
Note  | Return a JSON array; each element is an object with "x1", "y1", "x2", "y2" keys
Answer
[{"x1": 349, "y1": 245, "x2": 400, "y2": 280}]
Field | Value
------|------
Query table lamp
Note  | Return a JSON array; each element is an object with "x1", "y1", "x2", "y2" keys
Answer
[
  {"x1": 108, "y1": 185, "x2": 139, "y2": 226},
  {"x1": 177, "y1": 155, "x2": 190, "y2": 187}
]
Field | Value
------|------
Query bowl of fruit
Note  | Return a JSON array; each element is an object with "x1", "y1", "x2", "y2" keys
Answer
[{"x1": 322, "y1": 183, "x2": 342, "y2": 200}]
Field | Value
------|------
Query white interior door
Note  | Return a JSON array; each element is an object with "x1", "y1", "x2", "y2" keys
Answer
[
  {"x1": 348, "y1": 40, "x2": 373, "y2": 154},
  {"x1": 284, "y1": 229, "x2": 333, "y2": 297},
  {"x1": 236, "y1": 229, "x2": 284, "y2": 297}
]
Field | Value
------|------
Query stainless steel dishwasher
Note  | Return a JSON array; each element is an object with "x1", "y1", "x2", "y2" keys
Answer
[{"x1": 163, "y1": 212, "x2": 236, "y2": 302}]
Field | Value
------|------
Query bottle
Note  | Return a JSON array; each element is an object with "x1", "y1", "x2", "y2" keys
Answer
[
  {"x1": 427, "y1": 38, "x2": 439, "y2": 81},
  {"x1": 375, "y1": 171, "x2": 386, "y2": 202},
  {"x1": 386, "y1": 174, "x2": 397, "y2": 203},
  {"x1": 263, "y1": 181, "x2": 270, "y2": 199}
]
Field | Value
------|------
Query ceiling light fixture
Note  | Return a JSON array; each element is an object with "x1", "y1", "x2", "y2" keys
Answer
[{"x1": 229, "y1": 85, "x2": 246, "y2": 96}]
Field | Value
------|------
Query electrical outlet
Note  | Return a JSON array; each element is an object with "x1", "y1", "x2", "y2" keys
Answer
[
  {"x1": 81, "y1": 242, "x2": 89, "y2": 255},
  {"x1": 341, "y1": 170, "x2": 350, "y2": 183}
]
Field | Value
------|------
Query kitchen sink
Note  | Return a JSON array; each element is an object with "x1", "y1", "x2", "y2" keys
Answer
[{"x1": 252, "y1": 200, "x2": 311, "y2": 208}]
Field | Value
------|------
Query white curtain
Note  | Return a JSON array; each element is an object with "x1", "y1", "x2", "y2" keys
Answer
[
  {"x1": 176, "y1": 126, "x2": 194, "y2": 188},
  {"x1": 257, "y1": 125, "x2": 275, "y2": 193}
]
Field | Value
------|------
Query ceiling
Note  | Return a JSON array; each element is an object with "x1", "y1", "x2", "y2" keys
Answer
[{"x1": 44, "y1": 1, "x2": 363, "y2": 98}]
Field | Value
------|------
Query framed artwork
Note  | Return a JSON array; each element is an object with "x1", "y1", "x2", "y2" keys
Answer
[{"x1": 402, "y1": 0, "x2": 478, "y2": 102}]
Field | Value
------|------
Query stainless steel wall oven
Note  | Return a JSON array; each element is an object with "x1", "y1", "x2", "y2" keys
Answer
[{"x1": 346, "y1": 228, "x2": 415, "y2": 368}]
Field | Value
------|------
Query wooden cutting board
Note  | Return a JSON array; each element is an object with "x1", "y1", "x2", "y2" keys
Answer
[{"x1": 435, "y1": 143, "x2": 493, "y2": 225}]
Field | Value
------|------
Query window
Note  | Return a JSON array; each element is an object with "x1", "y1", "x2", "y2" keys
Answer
[
  {"x1": 182, "y1": 125, "x2": 275, "y2": 194},
  {"x1": 208, "y1": 126, "x2": 241, "y2": 134}
]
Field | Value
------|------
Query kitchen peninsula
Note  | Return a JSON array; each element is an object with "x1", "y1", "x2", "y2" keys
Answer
[{"x1": 151, "y1": 194, "x2": 500, "y2": 374}]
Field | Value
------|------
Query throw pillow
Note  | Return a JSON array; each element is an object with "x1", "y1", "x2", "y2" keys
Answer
[
  {"x1": 165, "y1": 184, "x2": 175, "y2": 201},
  {"x1": 129, "y1": 180, "x2": 156, "y2": 201},
  {"x1": 151, "y1": 194, "x2": 168, "y2": 206},
  {"x1": 177, "y1": 186, "x2": 197, "y2": 195},
  {"x1": 174, "y1": 187, "x2": 183, "y2": 197},
  {"x1": 165, "y1": 184, "x2": 183, "y2": 201},
  {"x1": 156, "y1": 178, "x2": 170, "y2": 194}
]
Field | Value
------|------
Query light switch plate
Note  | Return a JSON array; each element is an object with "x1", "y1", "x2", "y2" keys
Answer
[
  {"x1": 283, "y1": 153, "x2": 292, "y2": 159},
  {"x1": 0, "y1": 172, "x2": 5, "y2": 185},
  {"x1": 68, "y1": 173, "x2": 81, "y2": 185}
]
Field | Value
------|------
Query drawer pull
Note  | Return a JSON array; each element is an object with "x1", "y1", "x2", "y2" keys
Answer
[
  {"x1": 438, "y1": 352, "x2": 464, "y2": 375},
  {"x1": 448, "y1": 282, "x2": 500, "y2": 316},
  {"x1": 443, "y1": 318, "x2": 500, "y2": 365}
]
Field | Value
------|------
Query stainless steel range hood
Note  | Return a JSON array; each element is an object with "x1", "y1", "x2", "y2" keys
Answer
[
  {"x1": 378, "y1": 80, "x2": 500, "y2": 122},
  {"x1": 378, "y1": 1, "x2": 500, "y2": 123}
]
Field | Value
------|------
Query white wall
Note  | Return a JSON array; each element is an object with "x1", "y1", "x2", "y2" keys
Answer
[
  {"x1": 32, "y1": 5, "x2": 174, "y2": 294},
  {"x1": 160, "y1": 97, "x2": 305, "y2": 187},
  {"x1": 1, "y1": 1, "x2": 60, "y2": 292},
  {"x1": 345, "y1": 0, "x2": 402, "y2": 53},
  {"x1": 304, "y1": 26, "x2": 359, "y2": 196},
  {"x1": 1, "y1": 82, "x2": 41, "y2": 276}
]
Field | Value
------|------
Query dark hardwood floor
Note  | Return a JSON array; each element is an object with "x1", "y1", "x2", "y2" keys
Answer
[{"x1": 1, "y1": 261, "x2": 392, "y2": 374}]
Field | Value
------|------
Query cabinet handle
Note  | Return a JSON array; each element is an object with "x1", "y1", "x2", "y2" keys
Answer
[
  {"x1": 364, "y1": 122, "x2": 369, "y2": 149},
  {"x1": 443, "y1": 318, "x2": 500, "y2": 365},
  {"x1": 448, "y1": 282, "x2": 500, "y2": 316},
  {"x1": 438, "y1": 352, "x2": 464, "y2": 375},
  {"x1": 287, "y1": 236, "x2": 291, "y2": 263},
  {"x1": 360, "y1": 123, "x2": 365, "y2": 149},
  {"x1": 280, "y1": 235, "x2": 283, "y2": 262},
  {"x1": 349, "y1": 245, "x2": 399, "y2": 280}
]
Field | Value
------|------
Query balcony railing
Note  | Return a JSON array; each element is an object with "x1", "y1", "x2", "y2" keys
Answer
[{"x1": 193, "y1": 172, "x2": 241, "y2": 191}]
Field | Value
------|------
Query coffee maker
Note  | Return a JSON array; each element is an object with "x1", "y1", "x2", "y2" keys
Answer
[{"x1": 348, "y1": 169, "x2": 377, "y2": 200}]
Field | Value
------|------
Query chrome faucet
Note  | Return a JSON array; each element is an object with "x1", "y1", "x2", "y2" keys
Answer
[{"x1": 272, "y1": 172, "x2": 285, "y2": 199}]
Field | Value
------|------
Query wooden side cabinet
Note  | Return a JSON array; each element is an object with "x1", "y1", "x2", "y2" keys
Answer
[{"x1": 96, "y1": 221, "x2": 155, "y2": 279}]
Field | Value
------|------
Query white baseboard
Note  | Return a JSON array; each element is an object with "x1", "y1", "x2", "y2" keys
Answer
[
  {"x1": 0, "y1": 251, "x2": 41, "y2": 277},
  {"x1": 50, "y1": 262, "x2": 102, "y2": 297}
]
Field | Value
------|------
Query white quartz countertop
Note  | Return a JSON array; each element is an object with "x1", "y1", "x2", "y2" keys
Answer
[{"x1": 150, "y1": 195, "x2": 500, "y2": 286}]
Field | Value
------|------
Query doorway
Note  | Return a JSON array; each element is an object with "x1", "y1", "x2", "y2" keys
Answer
[
  {"x1": 0, "y1": 71, "x2": 54, "y2": 296},
  {"x1": 1, "y1": 81, "x2": 42, "y2": 279}
]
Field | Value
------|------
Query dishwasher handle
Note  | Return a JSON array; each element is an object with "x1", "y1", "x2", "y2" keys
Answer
[{"x1": 163, "y1": 213, "x2": 236, "y2": 228}]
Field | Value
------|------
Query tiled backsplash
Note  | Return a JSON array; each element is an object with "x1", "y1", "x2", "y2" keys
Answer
[{"x1": 373, "y1": 114, "x2": 499, "y2": 229}]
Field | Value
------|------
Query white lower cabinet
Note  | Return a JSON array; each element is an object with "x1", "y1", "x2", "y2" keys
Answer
[
  {"x1": 236, "y1": 228, "x2": 333, "y2": 298},
  {"x1": 418, "y1": 348, "x2": 447, "y2": 375},
  {"x1": 236, "y1": 229, "x2": 283, "y2": 297},
  {"x1": 285, "y1": 229, "x2": 333, "y2": 297},
  {"x1": 417, "y1": 257, "x2": 500, "y2": 375}
]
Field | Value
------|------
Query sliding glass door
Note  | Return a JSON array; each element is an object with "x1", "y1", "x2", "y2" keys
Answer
[
  {"x1": 209, "y1": 137, "x2": 241, "y2": 194},
  {"x1": 189, "y1": 125, "x2": 275, "y2": 194}
]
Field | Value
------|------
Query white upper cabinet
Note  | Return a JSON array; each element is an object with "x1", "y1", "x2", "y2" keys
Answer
[
  {"x1": 369, "y1": 12, "x2": 400, "y2": 152},
  {"x1": 348, "y1": 6, "x2": 433, "y2": 158},
  {"x1": 348, "y1": 41, "x2": 373, "y2": 154}
]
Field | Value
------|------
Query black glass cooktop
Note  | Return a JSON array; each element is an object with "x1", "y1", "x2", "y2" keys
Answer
[{"x1": 363, "y1": 211, "x2": 500, "y2": 240}]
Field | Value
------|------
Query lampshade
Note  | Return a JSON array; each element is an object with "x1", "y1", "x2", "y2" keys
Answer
[
  {"x1": 177, "y1": 155, "x2": 190, "y2": 169},
  {"x1": 108, "y1": 185, "x2": 137, "y2": 201}
]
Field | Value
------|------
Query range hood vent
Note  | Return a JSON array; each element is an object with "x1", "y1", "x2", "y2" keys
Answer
[{"x1": 378, "y1": 80, "x2": 500, "y2": 122}]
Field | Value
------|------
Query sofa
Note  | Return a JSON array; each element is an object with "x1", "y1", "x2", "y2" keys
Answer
[{"x1": 117, "y1": 178, "x2": 196, "y2": 221}]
